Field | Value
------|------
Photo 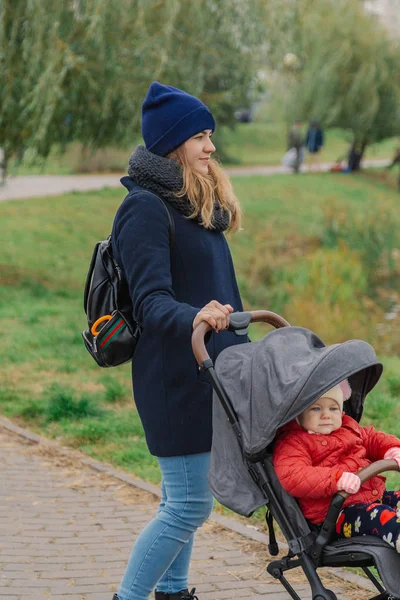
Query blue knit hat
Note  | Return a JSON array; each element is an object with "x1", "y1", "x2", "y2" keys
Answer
[{"x1": 142, "y1": 82, "x2": 216, "y2": 156}]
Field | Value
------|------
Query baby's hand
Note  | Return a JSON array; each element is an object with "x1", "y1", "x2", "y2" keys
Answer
[
  {"x1": 384, "y1": 447, "x2": 400, "y2": 470},
  {"x1": 337, "y1": 472, "x2": 361, "y2": 494}
]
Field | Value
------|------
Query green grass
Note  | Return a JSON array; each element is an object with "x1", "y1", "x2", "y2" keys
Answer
[
  {"x1": 221, "y1": 122, "x2": 399, "y2": 166},
  {"x1": 9, "y1": 122, "x2": 399, "y2": 175},
  {"x1": 230, "y1": 171, "x2": 400, "y2": 316},
  {"x1": 8, "y1": 143, "x2": 134, "y2": 176},
  {"x1": 1, "y1": 173, "x2": 400, "y2": 496}
]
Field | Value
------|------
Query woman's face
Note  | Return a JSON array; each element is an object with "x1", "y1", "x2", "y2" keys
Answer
[{"x1": 183, "y1": 130, "x2": 216, "y2": 175}]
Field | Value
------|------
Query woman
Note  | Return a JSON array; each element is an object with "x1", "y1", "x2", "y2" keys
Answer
[
  {"x1": 111, "y1": 82, "x2": 247, "y2": 600},
  {"x1": 287, "y1": 120, "x2": 305, "y2": 174}
]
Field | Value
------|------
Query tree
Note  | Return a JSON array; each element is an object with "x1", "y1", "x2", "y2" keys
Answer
[
  {"x1": 0, "y1": 0, "x2": 267, "y2": 176},
  {"x1": 157, "y1": 0, "x2": 267, "y2": 125},
  {"x1": 0, "y1": 0, "x2": 169, "y2": 172},
  {"x1": 266, "y1": 0, "x2": 400, "y2": 165}
]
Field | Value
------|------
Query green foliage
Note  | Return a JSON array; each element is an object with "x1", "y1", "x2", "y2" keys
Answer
[
  {"x1": 364, "y1": 393, "x2": 395, "y2": 432},
  {"x1": 157, "y1": 0, "x2": 267, "y2": 127},
  {"x1": 269, "y1": 245, "x2": 380, "y2": 344},
  {"x1": 67, "y1": 419, "x2": 112, "y2": 444},
  {"x1": 101, "y1": 377, "x2": 129, "y2": 404},
  {"x1": 20, "y1": 402, "x2": 44, "y2": 420},
  {"x1": 267, "y1": 0, "x2": 400, "y2": 147},
  {"x1": 44, "y1": 384, "x2": 104, "y2": 422},
  {"x1": 0, "y1": 0, "x2": 267, "y2": 172},
  {"x1": 322, "y1": 204, "x2": 400, "y2": 288},
  {"x1": 282, "y1": 246, "x2": 368, "y2": 303},
  {"x1": 0, "y1": 0, "x2": 139, "y2": 163},
  {"x1": 363, "y1": 376, "x2": 400, "y2": 491},
  {"x1": 245, "y1": 195, "x2": 400, "y2": 346},
  {"x1": 232, "y1": 172, "x2": 400, "y2": 349},
  {"x1": 386, "y1": 374, "x2": 400, "y2": 398}
]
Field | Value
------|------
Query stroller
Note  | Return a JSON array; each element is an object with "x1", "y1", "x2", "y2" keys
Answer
[{"x1": 192, "y1": 310, "x2": 400, "y2": 600}]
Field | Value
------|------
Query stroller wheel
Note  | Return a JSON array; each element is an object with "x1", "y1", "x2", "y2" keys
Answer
[{"x1": 313, "y1": 593, "x2": 337, "y2": 600}]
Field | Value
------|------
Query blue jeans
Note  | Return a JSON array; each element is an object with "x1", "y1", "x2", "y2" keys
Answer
[{"x1": 118, "y1": 452, "x2": 213, "y2": 600}]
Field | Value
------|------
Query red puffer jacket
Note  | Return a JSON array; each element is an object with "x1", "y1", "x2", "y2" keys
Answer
[{"x1": 273, "y1": 415, "x2": 400, "y2": 524}]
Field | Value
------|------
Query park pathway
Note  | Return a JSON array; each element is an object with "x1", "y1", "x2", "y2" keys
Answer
[
  {"x1": 0, "y1": 159, "x2": 390, "y2": 203},
  {"x1": 0, "y1": 419, "x2": 375, "y2": 600}
]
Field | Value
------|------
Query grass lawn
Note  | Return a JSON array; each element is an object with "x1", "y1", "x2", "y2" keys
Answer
[
  {"x1": 221, "y1": 122, "x2": 399, "y2": 167},
  {"x1": 9, "y1": 122, "x2": 399, "y2": 176},
  {"x1": 1, "y1": 172, "x2": 400, "y2": 497}
]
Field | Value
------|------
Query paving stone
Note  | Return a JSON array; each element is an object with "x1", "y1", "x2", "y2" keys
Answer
[{"x1": 0, "y1": 423, "x2": 375, "y2": 599}]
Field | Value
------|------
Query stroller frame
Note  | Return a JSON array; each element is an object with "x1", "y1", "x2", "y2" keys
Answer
[{"x1": 192, "y1": 310, "x2": 400, "y2": 600}]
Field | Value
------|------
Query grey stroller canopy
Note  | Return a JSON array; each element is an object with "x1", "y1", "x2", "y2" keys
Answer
[{"x1": 208, "y1": 326, "x2": 382, "y2": 517}]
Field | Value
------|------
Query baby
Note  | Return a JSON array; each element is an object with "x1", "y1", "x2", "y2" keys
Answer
[{"x1": 273, "y1": 380, "x2": 400, "y2": 551}]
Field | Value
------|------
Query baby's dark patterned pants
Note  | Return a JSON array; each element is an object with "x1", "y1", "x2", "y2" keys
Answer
[{"x1": 335, "y1": 490, "x2": 400, "y2": 552}]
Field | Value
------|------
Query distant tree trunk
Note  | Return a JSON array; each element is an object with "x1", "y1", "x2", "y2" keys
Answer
[
  {"x1": 359, "y1": 140, "x2": 368, "y2": 167},
  {"x1": 348, "y1": 140, "x2": 367, "y2": 172},
  {"x1": 0, "y1": 148, "x2": 6, "y2": 184}
]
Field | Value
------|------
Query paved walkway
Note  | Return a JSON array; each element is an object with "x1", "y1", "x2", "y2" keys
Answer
[
  {"x1": 0, "y1": 419, "x2": 375, "y2": 600},
  {"x1": 0, "y1": 159, "x2": 390, "y2": 202}
]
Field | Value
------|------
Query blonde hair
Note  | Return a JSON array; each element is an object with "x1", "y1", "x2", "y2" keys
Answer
[{"x1": 168, "y1": 146, "x2": 242, "y2": 233}]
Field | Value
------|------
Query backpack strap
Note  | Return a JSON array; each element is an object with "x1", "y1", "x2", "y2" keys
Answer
[{"x1": 155, "y1": 195, "x2": 175, "y2": 250}]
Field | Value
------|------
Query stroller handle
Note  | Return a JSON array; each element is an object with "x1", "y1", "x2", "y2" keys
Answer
[
  {"x1": 338, "y1": 458, "x2": 399, "y2": 500},
  {"x1": 191, "y1": 310, "x2": 290, "y2": 366}
]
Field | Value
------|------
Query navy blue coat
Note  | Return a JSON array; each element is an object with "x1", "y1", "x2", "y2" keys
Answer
[
  {"x1": 306, "y1": 127, "x2": 324, "y2": 153},
  {"x1": 111, "y1": 177, "x2": 246, "y2": 457}
]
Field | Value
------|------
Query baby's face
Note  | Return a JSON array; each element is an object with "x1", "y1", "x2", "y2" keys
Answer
[{"x1": 298, "y1": 396, "x2": 343, "y2": 435}]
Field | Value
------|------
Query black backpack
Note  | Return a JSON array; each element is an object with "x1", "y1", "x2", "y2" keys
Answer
[{"x1": 82, "y1": 193, "x2": 174, "y2": 367}]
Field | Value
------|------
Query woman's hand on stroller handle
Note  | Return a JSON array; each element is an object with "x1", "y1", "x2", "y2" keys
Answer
[
  {"x1": 191, "y1": 309, "x2": 290, "y2": 367},
  {"x1": 192, "y1": 301, "x2": 233, "y2": 333}
]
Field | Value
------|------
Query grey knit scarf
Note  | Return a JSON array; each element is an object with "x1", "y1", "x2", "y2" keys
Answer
[{"x1": 128, "y1": 145, "x2": 230, "y2": 232}]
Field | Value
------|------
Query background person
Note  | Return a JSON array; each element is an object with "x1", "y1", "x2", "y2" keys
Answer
[
  {"x1": 287, "y1": 120, "x2": 305, "y2": 173},
  {"x1": 305, "y1": 119, "x2": 324, "y2": 171}
]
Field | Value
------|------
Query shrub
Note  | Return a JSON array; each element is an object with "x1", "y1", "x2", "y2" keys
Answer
[
  {"x1": 20, "y1": 402, "x2": 44, "y2": 419},
  {"x1": 70, "y1": 419, "x2": 111, "y2": 443},
  {"x1": 102, "y1": 377, "x2": 129, "y2": 403},
  {"x1": 244, "y1": 224, "x2": 319, "y2": 312},
  {"x1": 386, "y1": 374, "x2": 400, "y2": 398},
  {"x1": 363, "y1": 389, "x2": 399, "y2": 431},
  {"x1": 44, "y1": 384, "x2": 104, "y2": 422},
  {"x1": 71, "y1": 147, "x2": 127, "y2": 174},
  {"x1": 321, "y1": 205, "x2": 400, "y2": 288},
  {"x1": 276, "y1": 246, "x2": 383, "y2": 345}
]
